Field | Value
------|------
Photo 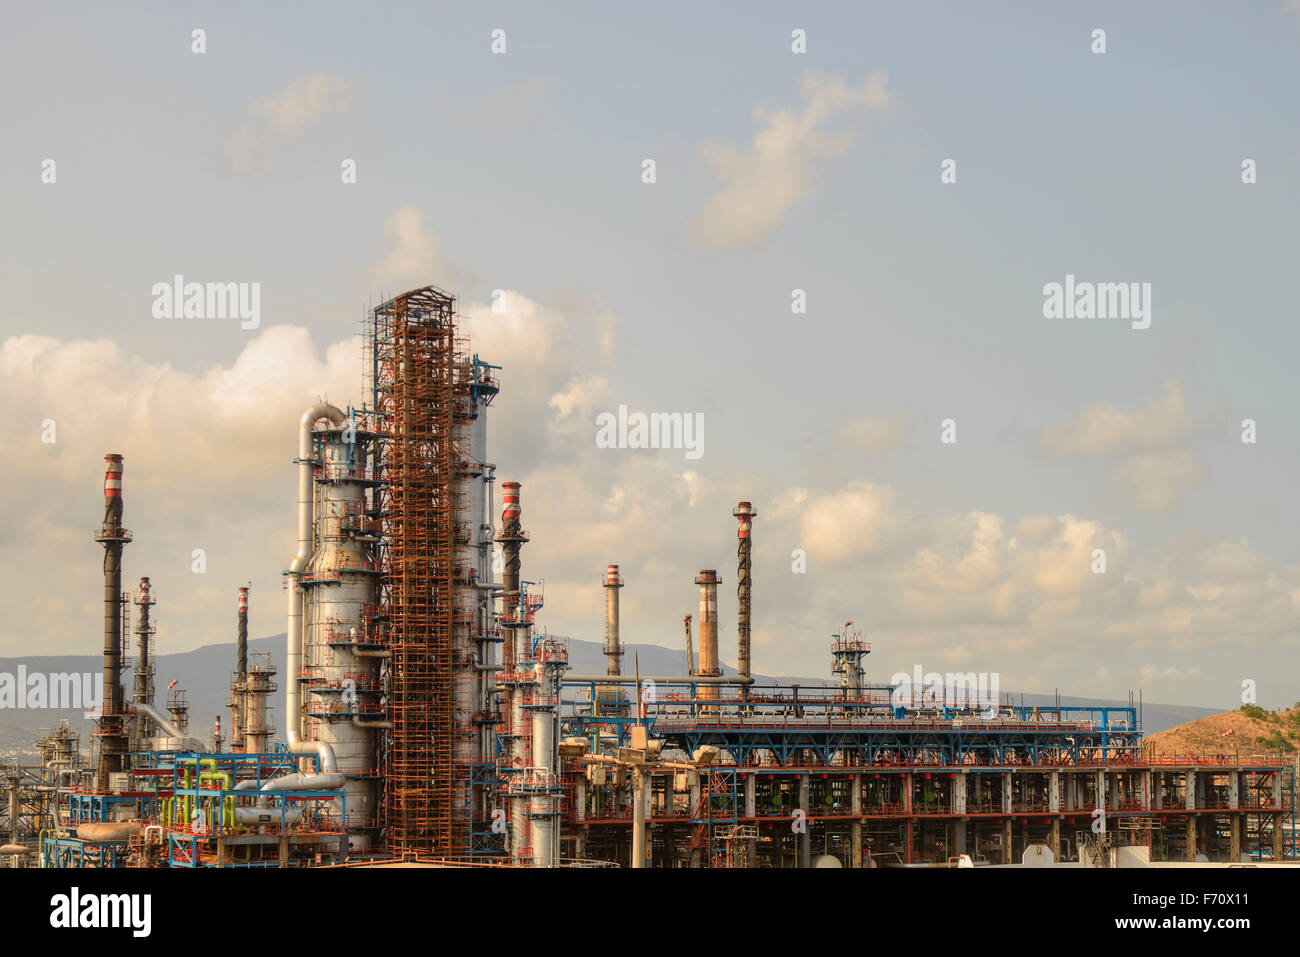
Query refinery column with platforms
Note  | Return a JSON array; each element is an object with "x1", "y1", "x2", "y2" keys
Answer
[{"x1": 2, "y1": 284, "x2": 1294, "y2": 870}]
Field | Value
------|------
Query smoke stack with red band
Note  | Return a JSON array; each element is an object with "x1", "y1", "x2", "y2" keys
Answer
[{"x1": 732, "y1": 501, "x2": 757, "y2": 681}]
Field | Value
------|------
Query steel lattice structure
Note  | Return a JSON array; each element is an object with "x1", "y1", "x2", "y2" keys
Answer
[{"x1": 371, "y1": 286, "x2": 474, "y2": 857}]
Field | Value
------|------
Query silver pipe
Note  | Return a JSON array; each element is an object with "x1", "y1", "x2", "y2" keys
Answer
[
  {"x1": 260, "y1": 772, "x2": 344, "y2": 791},
  {"x1": 564, "y1": 674, "x2": 753, "y2": 685},
  {"x1": 286, "y1": 402, "x2": 345, "y2": 770},
  {"x1": 128, "y1": 701, "x2": 206, "y2": 748}
]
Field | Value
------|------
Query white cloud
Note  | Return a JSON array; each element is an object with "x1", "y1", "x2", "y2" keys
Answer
[
  {"x1": 0, "y1": 326, "x2": 363, "y2": 656},
  {"x1": 1037, "y1": 380, "x2": 1191, "y2": 457},
  {"x1": 799, "y1": 481, "x2": 895, "y2": 562},
  {"x1": 1113, "y1": 449, "x2": 1205, "y2": 512},
  {"x1": 372, "y1": 206, "x2": 465, "y2": 292},
  {"x1": 686, "y1": 71, "x2": 891, "y2": 249},
  {"x1": 833, "y1": 411, "x2": 910, "y2": 453},
  {"x1": 225, "y1": 74, "x2": 352, "y2": 173}
]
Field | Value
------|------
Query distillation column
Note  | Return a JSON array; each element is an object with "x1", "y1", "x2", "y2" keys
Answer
[
  {"x1": 131, "y1": 577, "x2": 156, "y2": 749},
  {"x1": 496, "y1": 482, "x2": 529, "y2": 859},
  {"x1": 229, "y1": 587, "x2": 248, "y2": 750},
  {"x1": 467, "y1": 358, "x2": 500, "y2": 831},
  {"x1": 301, "y1": 415, "x2": 383, "y2": 852},
  {"x1": 530, "y1": 636, "x2": 568, "y2": 867}
]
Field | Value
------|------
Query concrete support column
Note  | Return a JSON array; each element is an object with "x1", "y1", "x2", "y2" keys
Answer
[
  {"x1": 1229, "y1": 770, "x2": 1240, "y2": 810},
  {"x1": 1153, "y1": 772, "x2": 1163, "y2": 810},
  {"x1": 1001, "y1": 773, "x2": 1012, "y2": 814},
  {"x1": 1096, "y1": 770, "x2": 1106, "y2": 813},
  {"x1": 1229, "y1": 815, "x2": 1241, "y2": 862},
  {"x1": 1049, "y1": 772, "x2": 1060, "y2": 813},
  {"x1": 797, "y1": 774, "x2": 811, "y2": 868},
  {"x1": 1185, "y1": 770, "x2": 1196, "y2": 810},
  {"x1": 1002, "y1": 818, "x2": 1013, "y2": 864},
  {"x1": 1141, "y1": 770, "x2": 1152, "y2": 810},
  {"x1": 1273, "y1": 813, "x2": 1284, "y2": 860},
  {"x1": 1185, "y1": 816, "x2": 1197, "y2": 861},
  {"x1": 1049, "y1": 817, "x2": 1060, "y2": 860},
  {"x1": 953, "y1": 772, "x2": 967, "y2": 814}
]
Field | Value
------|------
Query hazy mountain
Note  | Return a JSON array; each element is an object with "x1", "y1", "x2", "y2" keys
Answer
[{"x1": 0, "y1": 635, "x2": 1216, "y2": 761}]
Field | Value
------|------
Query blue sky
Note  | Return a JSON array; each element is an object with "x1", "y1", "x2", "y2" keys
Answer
[{"x1": 2, "y1": 2, "x2": 1298, "y2": 710}]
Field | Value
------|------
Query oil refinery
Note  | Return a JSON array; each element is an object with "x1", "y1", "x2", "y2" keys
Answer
[{"x1": 0, "y1": 284, "x2": 1293, "y2": 872}]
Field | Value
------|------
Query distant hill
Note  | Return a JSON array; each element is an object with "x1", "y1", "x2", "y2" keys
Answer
[
  {"x1": 0, "y1": 635, "x2": 1218, "y2": 761},
  {"x1": 1140, "y1": 705, "x2": 1300, "y2": 762}
]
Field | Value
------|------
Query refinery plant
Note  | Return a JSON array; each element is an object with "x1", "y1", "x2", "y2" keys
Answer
[{"x1": 1, "y1": 284, "x2": 1294, "y2": 870}]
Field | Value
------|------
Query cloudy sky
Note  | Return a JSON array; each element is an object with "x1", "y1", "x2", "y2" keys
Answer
[{"x1": 2, "y1": 2, "x2": 1298, "y2": 711}]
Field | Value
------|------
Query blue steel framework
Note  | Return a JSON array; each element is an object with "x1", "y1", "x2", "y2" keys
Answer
[
  {"x1": 560, "y1": 679, "x2": 1295, "y2": 866},
  {"x1": 42, "y1": 748, "x2": 350, "y2": 868}
]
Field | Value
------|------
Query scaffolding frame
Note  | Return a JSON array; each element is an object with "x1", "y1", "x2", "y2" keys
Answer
[{"x1": 371, "y1": 286, "x2": 474, "y2": 858}]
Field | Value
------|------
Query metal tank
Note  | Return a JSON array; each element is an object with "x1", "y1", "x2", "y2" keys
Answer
[{"x1": 300, "y1": 413, "x2": 383, "y2": 852}]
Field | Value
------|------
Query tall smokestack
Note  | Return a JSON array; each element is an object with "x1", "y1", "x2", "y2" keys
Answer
[
  {"x1": 695, "y1": 569, "x2": 720, "y2": 703},
  {"x1": 497, "y1": 483, "x2": 528, "y2": 644},
  {"x1": 603, "y1": 564, "x2": 623, "y2": 676},
  {"x1": 94, "y1": 454, "x2": 131, "y2": 791},
  {"x1": 237, "y1": 587, "x2": 249, "y2": 680},
  {"x1": 732, "y1": 502, "x2": 756, "y2": 681}
]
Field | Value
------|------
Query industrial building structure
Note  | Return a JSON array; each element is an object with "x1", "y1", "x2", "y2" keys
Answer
[{"x1": 2, "y1": 282, "x2": 1294, "y2": 869}]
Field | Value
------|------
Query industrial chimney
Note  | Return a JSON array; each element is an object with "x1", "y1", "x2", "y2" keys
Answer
[
  {"x1": 695, "y1": 569, "x2": 720, "y2": 703},
  {"x1": 732, "y1": 502, "x2": 757, "y2": 681},
  {"x1": 237, "y1": 586, "x2": 249, "y2": 681},
  {"x1": 94, "y1": 454, "x2": 132, "y2": 791},
  {"x1": 603, "y1": 564, "x2": 624, "y2": 676}
]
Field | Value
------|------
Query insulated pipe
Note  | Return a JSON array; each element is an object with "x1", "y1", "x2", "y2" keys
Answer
[
  {"x1": 127, "y1": 702, "x2": 183, "y2": 740},
  {"x1": 76, "y1": 821, "x2": 142, "y2": 842},
  {"x1": 732, "y1": 502, "x2": 756, "y2": 681},
  {"x1": 603, "y1": 564, "x2": 624, "y2": 676},
  {"x1": 285, "y1": 402, "x2": 345, "y2": 770},
  {"x1": 565, "y1": 674, "x2": 751, "y2": 685},
  {"x1": 259, "y1": 772, "x2": 344, "y2": 791}
]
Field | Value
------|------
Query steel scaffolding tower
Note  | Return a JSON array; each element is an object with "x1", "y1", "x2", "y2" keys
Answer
[{"x1": 371, "y1": 285, "x2": 473, "y2": 857}]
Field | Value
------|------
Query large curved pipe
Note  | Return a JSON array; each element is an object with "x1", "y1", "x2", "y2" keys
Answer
[
  {"x1": 260, "y1": 772, "x2": 344, "y2": 791},
  {"x1": 286, "y1": 402, "x2": 346, "y2": 772},
  {"x1": 128, "y1": 702, "x2": 207, "y2": 750}
]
